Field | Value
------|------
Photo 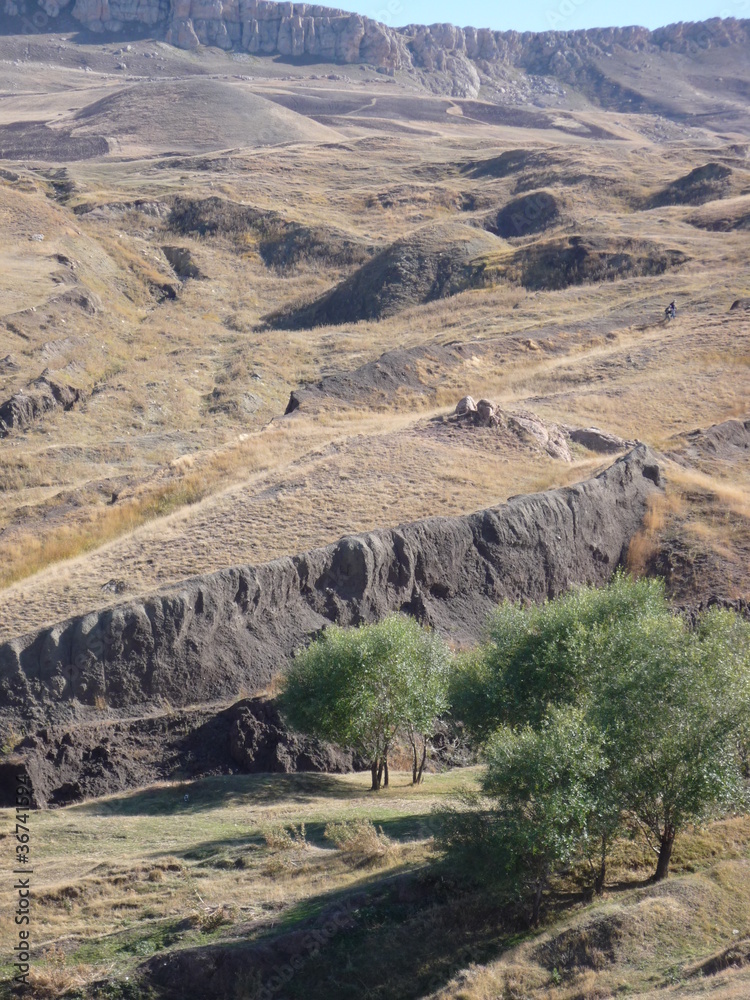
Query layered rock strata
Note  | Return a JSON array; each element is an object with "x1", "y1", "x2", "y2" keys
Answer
[{"x1": 7, "y1": 1, "x2": 750, "y2": 99}]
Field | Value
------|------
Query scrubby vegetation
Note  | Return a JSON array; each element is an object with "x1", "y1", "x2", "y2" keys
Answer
[
  {"x1": 282, "y1": 575, "x2": 750, "y2": 927},
  {"x1": 280, "y1": 614, "x2": 451, "y2": 789}
]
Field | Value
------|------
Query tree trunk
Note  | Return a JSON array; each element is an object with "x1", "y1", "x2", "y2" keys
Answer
[
  {"x1": 653, "y1": 824, "x2": 675, "y2": 882},
  {"x1": 370, "y1": 761, "x2": 380, "y2": 791},
  {"x1": 531, "y1": 880, "x2": 544, "y2": 926},
  {"x1": 416, "y1": 741, "x2": 427, "y2": 784},
  {"x1": 383, "y1": 758, "x2": 389, "y2": 788},
  {"x1": 412, "y1": 740, "x2": 418, "y2": 785},
  {"x1": 594, "y1": 834, "x2": 607, "y2": 896}
]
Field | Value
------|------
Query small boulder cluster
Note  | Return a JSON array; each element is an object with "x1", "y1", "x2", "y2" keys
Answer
[
  {"x1": 454, "y1": 395, "x2": 572, "y2": 462},
  {"x1": 454, "y1": 396, "x2": 638, "y2": 460}
]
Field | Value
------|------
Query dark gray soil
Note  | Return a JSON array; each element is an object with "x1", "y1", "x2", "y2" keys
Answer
[
  {"x1": 167, "y1": 195, "x2": 375, "y2": 269},
  {"x1": 0, "y1": 122, "x2": 108, "y2": 161},
  {"x1": 285, "y1": 341, "x2": 483, "y2": 412},
  {"x1": 670, "y1": 417, "x2": 750, "y2": 464},
  {"x1": 496, "y1": 235, "x2": 689, "y2": 291},
  {"x1": 0, "y1": 447, "x2": 663, "y2": 729},
  {"x1": 646, "y1": 162, "x2": 732, "y2": 208},
  {"x1": 283, "y1": 324, "x2": 620, "y2": 413},
  {"x1": 689, "y1": 210, "x2": 750, "y2": 232},
  {"x1": 483, "y1": 190, "x2": 561, "y2": 239},
  {"x1": 0, "y1": 374, "x2": 85, "y2": 437},
  {"x1": 267, "y1": 223, "x2": 500, "y2": 328},
  {"x1": 460, "y1": 149, "x2": 556, "y2": 180},
  {"x1": 0, "y1": 698, "x2": 363, "y2": 809}
]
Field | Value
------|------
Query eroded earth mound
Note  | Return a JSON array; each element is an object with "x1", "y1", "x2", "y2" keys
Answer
[
  {"x1": 0, "y1": 448, "x2": 662, "y2": 725},
  {"x1": 267, "y1": 222, "x2": 502, "y2": 327},
  {"x1": 0, "y1": 697, "x2": 362, "y2": 808}
]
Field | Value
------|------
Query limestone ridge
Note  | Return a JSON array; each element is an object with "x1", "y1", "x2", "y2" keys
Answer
[
  {"x1": 14, "y1": 0, "x2": 750, "y2": 96},
  {"x1": 0, "y1": 446, "x2": 662, "y2": 725}
]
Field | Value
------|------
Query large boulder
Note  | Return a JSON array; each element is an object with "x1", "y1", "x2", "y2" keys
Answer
[
  {"x1": 475, "y1": 398, "x2": 497, "y2": 426},
  {"x1": 0, "y1": 375, "x2": 84, "y2": 438},
  {"x1": 567, "y1": 426, "x2": 637, "y2": 454},
  {"x1": 508, "y1": 410, "x2": 572, "y2": 462},
  {"x1": 455, "y1": 395, "x2": 477, "y2": 416}
]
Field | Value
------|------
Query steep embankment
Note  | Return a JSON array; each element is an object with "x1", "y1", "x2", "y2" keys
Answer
[
  {"x1": 0, "y1": 447, "x2": 662, "y2": 728},
  {"x1": 0, "y1": 697, "x2": 363, "y2": 808}
]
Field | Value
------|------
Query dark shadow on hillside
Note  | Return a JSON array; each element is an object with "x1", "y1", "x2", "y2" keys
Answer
[
  {"x1": 138, "y1": 863, "x2": 527, "y2": 1000},
  {"x1": 73, "y1": 772, "x2": 369, "y2": 818}
]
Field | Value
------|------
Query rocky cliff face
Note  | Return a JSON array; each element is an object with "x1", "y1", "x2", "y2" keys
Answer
[
  {"x1": 0, "y1": 446, "x2": 662, "y2": 726},
  {"x1": 7, "y1": 0, "x2": 750, "y2": 98}
]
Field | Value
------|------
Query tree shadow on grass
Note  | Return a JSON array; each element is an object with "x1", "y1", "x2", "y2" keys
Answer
[
  {"x1": 138, "y1": 863, "x2": 528, "y2": 1000},
  {"x1": 135, "y1": 811, "x2": 445, "y2": 863},
  {"x1": 73, "y1": 771, "x2": 371, "y2": 818}
]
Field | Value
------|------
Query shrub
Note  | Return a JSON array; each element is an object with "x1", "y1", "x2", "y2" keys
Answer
[{"x1": 324, "y1": 819, "x2": 393, "y2": 867}]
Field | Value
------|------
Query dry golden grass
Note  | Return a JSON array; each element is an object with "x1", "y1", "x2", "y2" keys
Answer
[
  {"x1": 627, "y1": 490, "x2": 684, "y2": 576},
  {"x1": 1, "y1": 54, "x2": 748, "y2": 637},
  {"x1": 430, "y1": 846, "x2": 750, "y2": 1000},
  {"x1": 0, "y1": 768, "x2": 475, "y2": 990},
  {"x1": 625, "y1": 457, "x2": 750, "y2": 601},
  {"x1": 3, "y1": 767, "x2": 750, "y2": 1000}
]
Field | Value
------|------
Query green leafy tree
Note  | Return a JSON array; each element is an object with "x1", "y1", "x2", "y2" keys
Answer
[
  {"x1": 450, "y1": 574, "x2": 750, "y2": 884},
  {"x1": 593, "y1": 605, "x2": 750, "y2": 880},
  {"x1": 451, "y1": 573, "x2": 667, "y2": 738},
  {"x1": 280, "y1": 614, "x2": 451, "y2": 790},
  {"x1": 441, "y1": 706, "x2": 606, "y2": 924}
]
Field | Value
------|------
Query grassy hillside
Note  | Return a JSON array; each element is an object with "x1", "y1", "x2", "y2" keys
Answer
[
  {"x1": 0, "y1": 24, "x2": 748, "y2": 1000},
  {"x1": 3, "y1": 769, "x2": 750, "y2": 999}
]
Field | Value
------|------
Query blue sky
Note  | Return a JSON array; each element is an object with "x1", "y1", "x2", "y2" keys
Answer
[{"x1": 354, "y1": 0, "x2": 748, "y2": 33}]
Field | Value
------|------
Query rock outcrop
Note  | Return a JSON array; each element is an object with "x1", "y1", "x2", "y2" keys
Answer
[
  {"x1": 0, "y1": 446, "x2": 662, "y2": 726},
  {"x1": 567, "y1": 426, "x2": 637, "y2": 454},
  {"x1": 453, "y1": 397, "x2": 572, "y2": 461},
  {"x1": 3, "y1": 1, "x2": 748, "y2": 102},
  {"x1": 0, "y1": 374, "x2": 84, "y2": 438},
  {"x1": 0, "y1": 697, "x2": 361, "y2": 808},
  {"x1": 673, "y1": 417, "x2": 750, "y2": 462}
]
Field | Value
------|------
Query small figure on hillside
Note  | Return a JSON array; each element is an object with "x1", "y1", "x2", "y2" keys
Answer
[{"x1": 665, "y1": 300, "x2": 676, "y2": 321}]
